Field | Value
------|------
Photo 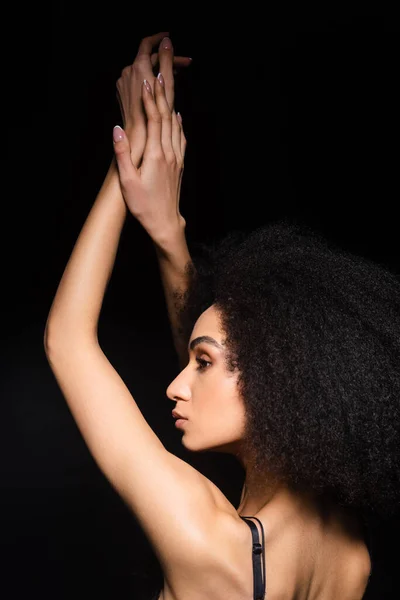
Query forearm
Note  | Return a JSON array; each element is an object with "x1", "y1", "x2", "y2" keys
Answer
[
  {"x1": 153, "y1": 232, "x2": 195, "y2": 369},
  {"x1": 45, "y1": 158, "x2": 127, "y2": 348}
]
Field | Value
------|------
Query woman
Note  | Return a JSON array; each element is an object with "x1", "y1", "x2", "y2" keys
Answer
[{"x1": 44, "y1": 33, "x2": 399, "y2": 599}]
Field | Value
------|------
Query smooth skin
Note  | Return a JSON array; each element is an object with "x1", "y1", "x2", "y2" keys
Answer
[
  {"x1": 113, "y1": 72, "x2": 186, "y2": 242},
  {"x1": 114, "y1": 33, "x2": 193, "y2": 366},
  {"x1": 112, "y1": 43, "x2": 371, "y2": 600},
  {"x1": 116, "y1": 31, "x2": 191, "y2": 169},
  {"x1": 44, "y1": 32, "x2": 223, "y2": 596},
  {"x1": 45, "y1": 32, "x2": 371, "y2": 599}
]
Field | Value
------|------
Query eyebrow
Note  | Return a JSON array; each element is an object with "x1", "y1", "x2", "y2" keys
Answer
[{"x1": 188, "y1": 335, "x2": 225, "y2": 353}]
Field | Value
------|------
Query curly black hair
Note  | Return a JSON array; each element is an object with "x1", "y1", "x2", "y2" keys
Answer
[{"x1": 174, "y1": 219, "x2": 400, "y2": 518}]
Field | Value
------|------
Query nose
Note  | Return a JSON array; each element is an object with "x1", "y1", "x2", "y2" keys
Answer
[{"x1": 166, "y1": 369, "x2": 191, "y2": 403}]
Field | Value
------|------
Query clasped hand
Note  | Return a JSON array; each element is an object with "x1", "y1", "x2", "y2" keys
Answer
[{"x1": 113, "y1": 33, "x2": 189, "y2": 243}]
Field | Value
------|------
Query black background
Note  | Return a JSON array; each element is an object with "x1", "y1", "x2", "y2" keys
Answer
[{"x1": 3, "y1": 5, "x2": 400, "y2": 598}]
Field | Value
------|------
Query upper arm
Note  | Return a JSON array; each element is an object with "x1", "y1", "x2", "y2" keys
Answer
[{"x1": 45, "y1": 338, "x2": 218, "y2": 574}]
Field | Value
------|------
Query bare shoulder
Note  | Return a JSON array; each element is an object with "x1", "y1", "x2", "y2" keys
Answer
[
  {"x1": 316, "y1": 544, "x2": 372, "y2": 600},
  {"x1": 164, "y1": 477, "x2": 373, "y2": 600},
  {"x1": 342, "y1": 543, "x2": 372, "y2": 597},
  {"x1": 161, "y1": 479, "x2": 252, "y2": 599},
  {"x1": 308, "y1": 506, "x2": 373, "y2": 600},
  {"x1": 193, "y1": 482, "x2": 373, "y2": 600}
]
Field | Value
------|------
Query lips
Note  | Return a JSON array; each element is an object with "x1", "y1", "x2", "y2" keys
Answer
[{"x1": 172, "y1": 410, "x2": 188, "y2": 420}]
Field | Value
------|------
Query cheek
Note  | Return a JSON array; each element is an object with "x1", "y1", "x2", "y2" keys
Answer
[
  {"x1": 202, "y1": 391, "x2": 245, "y2": 431},
  {"x1": 196, "y1": 371, "x2": 244, "y2": 423}
]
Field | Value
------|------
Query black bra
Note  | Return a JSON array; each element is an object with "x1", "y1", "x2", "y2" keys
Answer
[{"x1": 240, "y1": 516, "x2": 266, "y2": 600}]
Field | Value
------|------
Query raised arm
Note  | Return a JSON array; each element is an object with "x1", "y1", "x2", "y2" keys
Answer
[
  {"x1": 116, "y1": 36, "x2": 195, "y2": 370},
  {"x1": 43, "y1": 41, "x2": 219, "y2": 573},
  {"x1": 153, "y1": 228, "x2": 194, "y2": 370},
  {"x1": 44, "y1": 32, "x2": 192, "y2": 346}
]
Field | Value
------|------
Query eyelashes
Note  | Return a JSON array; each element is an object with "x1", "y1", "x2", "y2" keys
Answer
[{"x1": 195, "y1": 357, "x2": 211, "y2": 372}]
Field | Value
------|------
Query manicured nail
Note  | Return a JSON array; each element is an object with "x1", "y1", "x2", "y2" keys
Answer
[
  {"x1": 143, "y1": 79, "x2": 152, "y2": 94},
  {"x1": 162, "y1": 37, "x2": 172, "y2": 50},
  {"x1": 157, "y1": 73, "x2": 165, "y2": 87},
  {"x1": 177, "y1": 112, "x2": 182, "y2": 125},
  {"x1": 113, "y1": 125, "x2": 124, "y2": 142}
]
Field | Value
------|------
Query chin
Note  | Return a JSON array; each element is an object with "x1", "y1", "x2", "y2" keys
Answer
[{"x1": 181, "y1": 435, "x2": 240, "y2": 456}]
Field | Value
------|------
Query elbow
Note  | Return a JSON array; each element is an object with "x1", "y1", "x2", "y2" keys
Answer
[
  {"x1": 44, "y1": 319, "x2": 98, "y2": 358},
  {"x1": 43, "y1": 320, "x2": 60, "y2": 357},
  {"x1": 43, "y1": 320, "x2": 51, "y2": 355}
]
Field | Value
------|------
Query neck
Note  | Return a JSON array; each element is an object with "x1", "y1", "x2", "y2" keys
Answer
[
  {"x1": 237, "y1": 475, "x2": 327, "y2": 536},
  {"x1": 233, "y1": 448, "x2": 331, "y2": 530}
]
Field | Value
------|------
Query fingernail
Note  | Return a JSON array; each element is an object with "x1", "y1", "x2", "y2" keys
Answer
[
  {"x1": 157, "y1": 72, "x2": 165, "y2": 87},
  {"x1": 143, "y1": 79, "x2": 152, "y2": 94},
  {"x1": 113, "y1": 125, "x2": 124, "y2": 142},
  {"x1": 162, "y1": 36, "x2": 172, "y2": 50},
  {"x1": 177, "y1": 112, "x2": 182, "y2": 125}
]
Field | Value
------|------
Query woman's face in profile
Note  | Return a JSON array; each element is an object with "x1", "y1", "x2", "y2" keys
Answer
[{"x1": 166, "y1": 304, "x2": 246, "y2": 454}]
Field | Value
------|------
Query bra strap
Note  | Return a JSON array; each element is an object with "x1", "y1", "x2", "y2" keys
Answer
[{"x1": 240, "y1": 516, "x2": 266, "y2": 600}]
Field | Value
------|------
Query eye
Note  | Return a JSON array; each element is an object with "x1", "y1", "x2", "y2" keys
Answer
[{"x1": 195, "y1": 357, "x2": 211, "y2": 371}]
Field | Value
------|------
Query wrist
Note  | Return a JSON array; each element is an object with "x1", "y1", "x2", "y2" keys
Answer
[
  {"x1": 103, "y1": 158, "x2": 124, "y2": 202},
  {"x1": 153, "y1": 225, "x2": 190, "y2": 262}
]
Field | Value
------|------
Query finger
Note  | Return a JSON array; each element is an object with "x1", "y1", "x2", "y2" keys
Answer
[
  {"x1": 158, "y1": 36, "x2": 175, "y2": 110},
  {"x1": 112, "y1": 126, "x2": 139, "y2": 184},
  {"x1": 142, "y1": 79, "x2": 163, "y2": 159},
  {"x1": 171, "y1": 111, "x2": 182, "y2": 163},
  {"x1": 151, "y1": 54, "x2": 193, "y2": 68},
  {"x1": 137, "y1": 31, "x2": 170, "y2": 57},
  {"x1": 133, "y1": 32, "x2": 170, "y2": 78},
  {"x1": 155, "y1": 73, "x2": 174, "y2": 159},
  {"x1": 174, "y1": 56, "x2": 193, "y2": 67}
]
